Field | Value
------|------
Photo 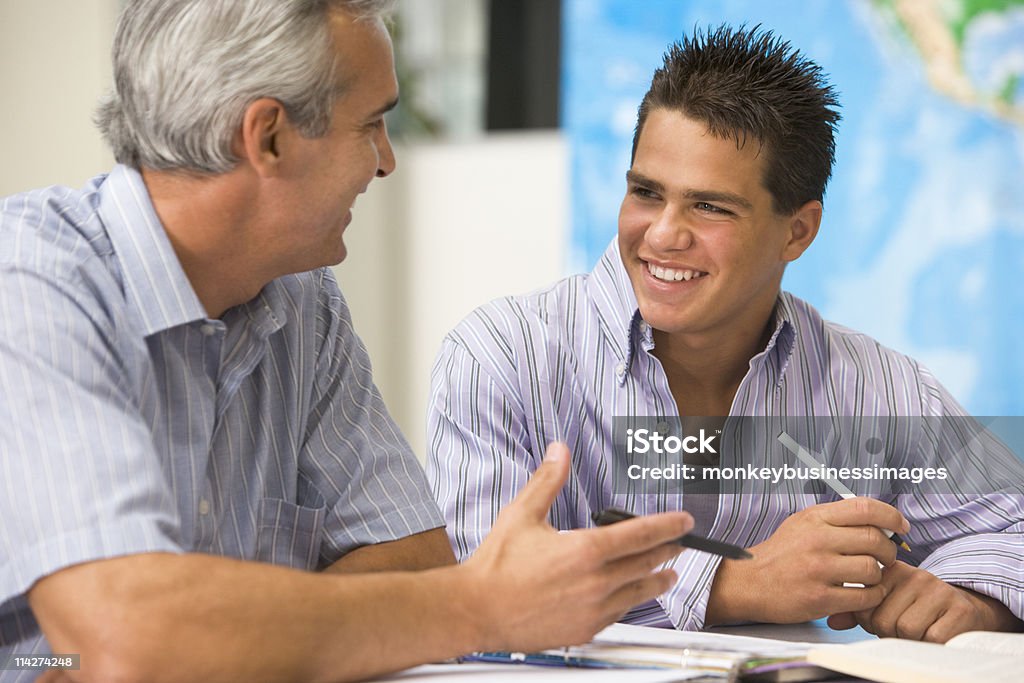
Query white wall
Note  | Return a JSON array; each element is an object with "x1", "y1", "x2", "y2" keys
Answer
[
  {"x1": 0, "y1": 0, "x2": 118, "y2": 196},
  {"x1": 334, "y1": 133, "x2": 568, "y2": 459}
]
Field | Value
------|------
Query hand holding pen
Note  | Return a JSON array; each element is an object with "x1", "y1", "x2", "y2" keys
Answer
[
  {"x1": 704, "y1": 494, "x2": 909, "y2": 625},
  {"x1": 703, "y1": 435, "x2": 910, "y2": 625},
  {"x1": 464, "y1": 443, "x2": 697, "y2": 654},
  {"x1": 777, "y1": 432, "x2": 911, "y2": 552},
  {"x1": 592, "y1": 508, "x2": 752, "y2": 560}
]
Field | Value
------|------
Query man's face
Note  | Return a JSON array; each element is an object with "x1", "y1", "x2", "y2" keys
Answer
[
  {"x1": 618, "y1": 108, "x2": 801, "y2": 344},
  {"x1": 282, "y1": 13, "x2": 398, "y2": 269}
]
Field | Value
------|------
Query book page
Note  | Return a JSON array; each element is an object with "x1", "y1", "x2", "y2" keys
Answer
[
  {"x1": 592, "y1": 622, "x2": 811, "y2": 657},
  {"x1": 807, "y1": 638, "x2": 1022, "y2": 683},
  {"x1": 946, "y1": 631, "x2": 1024, "y2": 656}
]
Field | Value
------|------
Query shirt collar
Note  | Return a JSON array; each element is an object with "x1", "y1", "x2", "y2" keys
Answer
[
  {"x1": 766, "y1": 291, "x2": 799, "y2": 385},
  {"x1": 96, "y1": 164, "x2": 207, "y2": 336},
  {"x1": 586, "y1": 239, "x2": 642, "y2": 377},
  {"x1": 228, "y1": 278, "x2": 290, "y2": 341},
  {"x1": 586, "y1": 238, "x2": 797, "y2": 386}
]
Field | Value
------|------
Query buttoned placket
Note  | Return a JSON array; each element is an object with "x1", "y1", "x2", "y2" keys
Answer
[
  {"x1": 196, "y1": 318, "x2": 226, "y2": 548},
  {"x1": 193, "y1": 302, "x2": 284, "y2": 551}
]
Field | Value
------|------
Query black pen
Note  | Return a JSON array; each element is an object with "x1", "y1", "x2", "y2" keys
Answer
[{"x1": 592, "y1": 508, "x2": 753, "y2": 560}]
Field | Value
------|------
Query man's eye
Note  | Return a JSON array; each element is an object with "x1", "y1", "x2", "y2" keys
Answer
[
  {"x1": 630, "y1": 186, "x2": 658, "y2": 200},
  {"x1": 696, "y1": 202, "x2": 728, "y2": 215}
]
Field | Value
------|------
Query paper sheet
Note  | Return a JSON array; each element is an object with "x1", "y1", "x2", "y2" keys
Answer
[{"x1": 375, "y1": 624, "x2": 816, "y2": 681}]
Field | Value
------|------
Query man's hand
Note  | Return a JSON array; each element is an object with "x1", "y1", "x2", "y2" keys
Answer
[
  {"x1": 706, "y1": 498, "x2": 909, "y2": 625},
  {"x1": 461, "y1": 442, "x2": 694, "y2": 652},
  {"x1": 27, "y1": 443, "x2": 689, "y2": 683},
  {"x1": 828, "y1": 561, "x2": 1024, "y2": 642}
]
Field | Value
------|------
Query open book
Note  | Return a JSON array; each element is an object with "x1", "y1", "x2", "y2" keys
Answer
[{"x1": 806, "y1": 631, "x2": 1024, "y2": 683}]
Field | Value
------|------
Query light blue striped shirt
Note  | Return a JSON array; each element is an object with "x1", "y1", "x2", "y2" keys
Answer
[
  {"x1": 427, "y1": 239, "x2": 1024, "y2": 631},
  {"x1": 0, "y1": 165, "x2": 443, "y2": 667}
]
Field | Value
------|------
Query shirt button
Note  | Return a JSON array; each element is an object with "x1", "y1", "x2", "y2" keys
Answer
[
  {"x1": 639, "y1": 321, "x2": 650, "y2": 334},
  {"x1": 198, "y1": 499, "x2": 211, "y2": 516},
  {"x1": 615, "y1": 362, "x2": 626, "y2": 379},
  {"x1": 200, "y1": 323, "x2": 218, "y2": 336}
]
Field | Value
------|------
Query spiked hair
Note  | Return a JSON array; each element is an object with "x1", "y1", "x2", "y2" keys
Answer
[{"x1": 632, "y1": 25, "x2": 841, "y2": 214}]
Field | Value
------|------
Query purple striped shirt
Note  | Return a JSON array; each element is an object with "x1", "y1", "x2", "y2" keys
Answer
[{"x1": 427, "y1": 239, "x2": 1023, "y2": 630}]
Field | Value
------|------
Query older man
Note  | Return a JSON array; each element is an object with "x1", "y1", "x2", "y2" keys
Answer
[{"x1": 0, "y1": 1, "x2": 693, "y2": 681}]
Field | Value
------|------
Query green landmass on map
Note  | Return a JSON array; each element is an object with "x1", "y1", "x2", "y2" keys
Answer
[{"x1": 870, "y1": 0, "x2": 1023, "y2": 123}]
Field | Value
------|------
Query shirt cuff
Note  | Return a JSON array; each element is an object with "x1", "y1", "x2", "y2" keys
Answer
[
  {"x1": 659, "y1": 553, "x2": 726, "y2": 631},
  {"x1": 321, "y1": 499, "x2": 446, "y2": 562},
  {"x1": 919, "y1": 533, "x2": 1024, "y2": 621}
]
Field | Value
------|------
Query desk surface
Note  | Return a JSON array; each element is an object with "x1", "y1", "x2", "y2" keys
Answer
[{"x1": 709, "y1": 619, "x2": 873, "y2": 644}]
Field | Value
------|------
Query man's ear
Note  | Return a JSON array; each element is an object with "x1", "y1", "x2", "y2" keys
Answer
[
  {"x1": 781, "y1": 199, "x2": 822, "y2": 263},
  {"x1": 234, "y1": 98, "x2": 287, "y2": 176}
]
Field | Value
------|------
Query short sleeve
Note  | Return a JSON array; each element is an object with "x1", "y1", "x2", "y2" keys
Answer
[
  {"x1": 0, "y1": 265, "x2": 183, "y2": 614},
  {"x1": 298, "y1": 271, "x2": 443, "y2": 566}
]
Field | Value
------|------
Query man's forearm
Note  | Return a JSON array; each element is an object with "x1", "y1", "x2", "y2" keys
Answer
[
  {"x1": 28, "y1": 448, "x2": 696, "y2": 682},
  {"x1": 30, "y1": 552, "x2": 482, "y2": 683},
  {"x1": 958, "y1": 587, "x2": 1024, "y2": 632},
  {"x1": 705, "y1": 557, "x2": 756, "y2": 626},
  {"x1": 325, "y1": 527, "x2": 456, "y2": 574}
]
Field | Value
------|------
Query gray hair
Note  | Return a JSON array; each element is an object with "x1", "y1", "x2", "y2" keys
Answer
[{"x1": 96, "y1": 0, "x2": 394, "y2": 173}]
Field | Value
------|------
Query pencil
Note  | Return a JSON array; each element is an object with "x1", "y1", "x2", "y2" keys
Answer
[{"x1": 776, "y1": 432, "x2": 911, "y2": 552}]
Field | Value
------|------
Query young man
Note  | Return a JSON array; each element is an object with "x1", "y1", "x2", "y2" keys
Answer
[
  {"x1": 428, "y1": 25, "x2": 1023, "y2": 642},
  {"x1": 0, "y1": 1, "x2": 694, "y2": 681}
]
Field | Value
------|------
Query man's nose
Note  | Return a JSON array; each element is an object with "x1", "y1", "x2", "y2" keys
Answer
[
  {"x1": 375, "y1": 121, "x2": 396, "y2": 178},
  {"x1": 646, "y1": 206, "x2": 694, "y2": 251}
]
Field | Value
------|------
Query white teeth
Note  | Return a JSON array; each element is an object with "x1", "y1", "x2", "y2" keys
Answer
[{"x1": 647, "y1": 262, "x2": 706, "y2": 283}]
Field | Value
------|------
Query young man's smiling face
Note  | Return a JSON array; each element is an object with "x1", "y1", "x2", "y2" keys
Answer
[{"x1": 617, "y1": 108, "x2": 819, "y2": 346}]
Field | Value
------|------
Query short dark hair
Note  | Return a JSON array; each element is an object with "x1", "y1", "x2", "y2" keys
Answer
[{"x1": 631, "y1": 25, "x2": 841, "y2": 215}]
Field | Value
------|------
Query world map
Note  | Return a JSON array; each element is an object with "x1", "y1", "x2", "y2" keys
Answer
[{"x1": 563, "y1": 0, "x2": 1024, "y2": 415}]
